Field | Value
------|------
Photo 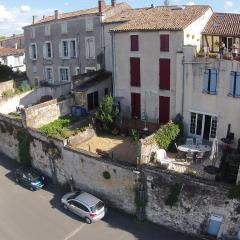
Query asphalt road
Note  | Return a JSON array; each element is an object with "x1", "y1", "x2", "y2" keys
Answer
[{"x1": 0, "y1": 152, "x2": 200, "y2": 240}]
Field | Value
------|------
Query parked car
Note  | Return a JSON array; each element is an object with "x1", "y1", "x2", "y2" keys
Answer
[
  {"x1": 14, "y1": 167, "x2": 45, "y2": 191},
  {"x1": 61, "y1": 191, "x2": 106, "y2": 224}
]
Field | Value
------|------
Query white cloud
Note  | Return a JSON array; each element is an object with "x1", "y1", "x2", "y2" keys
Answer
[
  {"x1": 187, "y1": 1, "x2": 195, "y2": 5},
  {"x1": 20, "y1": 5, "x2": 31, "y2": 13},
  {"x1": 64, "y1": 2, "x2": 69, "y2": 6},
  {"x1": 225, "y1": 1, "x2": 233, "y2": 7},
  {"x1": 0, "y1": 4, "x2": 56, "y2": 36}
]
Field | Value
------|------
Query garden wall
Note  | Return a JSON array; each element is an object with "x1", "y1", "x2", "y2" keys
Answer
[
  {"x1": 0, "y1": 114, "x2": 239, "y2": 238},
  {"x1": 143, "y1": 166, "x2": 239, "y2": 238},
  {"x1": 22, "y1": 97, "x2": 73, "y2": 128},
  {"x1": 0, "y1": 80, "x2": 14, "y2": 97}
]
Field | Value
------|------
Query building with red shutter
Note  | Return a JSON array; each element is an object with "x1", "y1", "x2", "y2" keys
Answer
[{"x1": 108, "y1": 5, "x2": 213, "y2": 124}]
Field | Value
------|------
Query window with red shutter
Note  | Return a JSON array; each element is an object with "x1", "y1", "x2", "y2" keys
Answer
[
  {"x1": 160, "y1": 35, "x2": 169, "y2": 52},
  {"x1": 131, "y1": 93, "x2": 141, "y2": 119},
  {"x1": 159, "y1": 59, "x2": 170, "y2": 90},
  {"x1": 159, "y1": 96, "x2": 170, "y2": 124},
  {"x1": 131, "y1": 35, "x2": 139, "y2": 51},
  {"x1": 130, "y1": 57, "x2": 141, "y2": 87}
]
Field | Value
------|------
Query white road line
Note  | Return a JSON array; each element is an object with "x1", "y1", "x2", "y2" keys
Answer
[{"x1": 63, "y1": 224, "x2": 86, "y2": 240}]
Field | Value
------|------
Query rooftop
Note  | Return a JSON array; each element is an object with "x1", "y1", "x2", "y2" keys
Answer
[
  {"x1": 25, "y1": 2, "x2": 130, "y2": 27},
  {"x1": 108, "y1": 5, "x2": 211, "y2": 32},
  {"x1": 202, "y1": 12, "x2": 240, "y2": 36},
  {"x1": 0, "y1": 48, "x2": 24, "y2": 57}
]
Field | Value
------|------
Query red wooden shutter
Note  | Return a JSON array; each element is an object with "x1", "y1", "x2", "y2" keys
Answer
[
  {"x1": 131, "y1": 93, "x2": 141, "y2": 119},
  {"x1": 131, "y1": 35, "x2": 139, "y2": 51},
  {"x1": 159, "y1": 96, "x2": 170, "y2": 124},
  {"x1": 130, "y1": 57, "x2": 141, "y2": 87},
  {"x1": 160, "y1": 35, "x2": 169, "y2": 52},
  {"x1": 159, "y1": 59, "x2": 170, "y2": 90}
]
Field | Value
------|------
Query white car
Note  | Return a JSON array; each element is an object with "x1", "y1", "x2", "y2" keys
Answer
[{"x1": 61, "y1": 191, "x2": 106, "y2": 224}]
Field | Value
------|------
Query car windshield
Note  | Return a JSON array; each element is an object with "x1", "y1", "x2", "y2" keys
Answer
[
  {"x1": 28, "y1": 172, "x2": 40, "y2": 182},
  {"x1": 67, "y1": 191, "x2": 81, "y2": 201},
  {"x1": 90, "y1": 201, "x2": 104, "y2": 212}
]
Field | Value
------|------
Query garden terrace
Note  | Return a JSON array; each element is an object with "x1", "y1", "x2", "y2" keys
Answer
[{"x1": 76, "y1": 133, "x2": 138, "y2": 165}]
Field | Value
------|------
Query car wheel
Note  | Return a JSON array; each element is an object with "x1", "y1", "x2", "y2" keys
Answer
[
  {"x1": 63, "y1": 204, "x2": 68, "y2": 210},
  {"x1": 85, "y1": 217, "x2": 92, "y2": 224},
  {"x1": 15, "y1": 178, "x2": 19, "y2": 183},
  {"x1": 30, "y1": 186, "x2": 35, "y2": 191}
]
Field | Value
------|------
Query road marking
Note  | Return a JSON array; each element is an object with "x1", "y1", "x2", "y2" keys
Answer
[{"x1": 63, "y1": 224, "x2": 86, "y2": 240}]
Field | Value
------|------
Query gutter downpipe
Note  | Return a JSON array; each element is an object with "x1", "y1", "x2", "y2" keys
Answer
[{"x1": 111, "y1": 31, "x2": 116, "y2": 97}]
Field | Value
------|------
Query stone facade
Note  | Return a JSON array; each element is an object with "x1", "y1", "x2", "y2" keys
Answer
[
  {"x1": 0, "y1": 80, "x2": 14, "y2": 97},
  {"x1": 0, "y1": 114, "x2": 239, "y2": 238},
  {"x1": 22, "y1": 97, "x2": 73, "y2": 128}
]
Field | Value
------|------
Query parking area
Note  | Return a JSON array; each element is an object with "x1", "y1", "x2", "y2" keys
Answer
[{"x1": 0, "y1": 152, "x2": 200, "y2": 240}]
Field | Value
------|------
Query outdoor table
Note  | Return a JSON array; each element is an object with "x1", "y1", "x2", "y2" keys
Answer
[
  {"x1": 177, "y1": 144, "x2": 211, "y2": 161},
  {"x1": 178, "y1": 144, "x2": 211, "y2": 153}
]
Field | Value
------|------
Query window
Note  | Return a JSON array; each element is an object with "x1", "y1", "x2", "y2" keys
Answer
[
  {"x1": 86, "y1": 17, "x2": 93, "y2": 31},
  {"x1": 75, "y1": 67, "x2": 80, "y2": 75},
  {"x1": 43, "y1": 41, "x2": 52, "y2": 59},
  {"x1": 29, "y1": 43, "x2": 37, "y2": 60},
  {"x1": 159, "y1": 59, "x2": 170, "y2": 90},
  {"x1": 59, "y1": 67, "x2": 69, "y2": 81},
  {"x1": 45, "y1": 25, "x2": 51, "y2": 36},
  {"x1": 85, "y1": 37, "x2": 95, "y2": 59},
  {"x1": 30, "y1": 28, "x2": 36, "y2": 38},
  {"x1": 61, "y1": 22, "x2": 68, "y2": 34},
  {"x1": 229, "y1": 71, "x2": 240, "y2": 97},
  {"x1": 131, "y1": 35, "x2": 139, "y2": 51},
  {"x1": 78, "y1": 203, "x2": 89, "y2": 212},
  {"x1": 203, "y1": 69, "x2": 217, "y2": 94},
  {"x1": 131, "y1": 93, "x2": 141, "y2": 119},
  {"x1": 85, "y1": 67, "x2": 96, "y2": 73},
  {"x1": 160, "y1": 35, "x2": 169, "y2": 52},
  {"x1": 130, "y1": 57, "x2": 140, "y2": 87},
  {"x1": 190, "y1": 112, "x2": 218, "y2": 140},
  {"x1": 45, "y1": 67, "x2": 53, "y2": 83},
  {"x1": 59, "y1": 39, "x2": 76, "y2": 58},
  {"x1": 159, "y1": 96, "x2": 170, "y2": 124}
]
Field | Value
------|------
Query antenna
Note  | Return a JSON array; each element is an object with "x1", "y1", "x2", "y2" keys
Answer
[{"x1": 164, "y1": 0, "x2": 170, "y2": 6}]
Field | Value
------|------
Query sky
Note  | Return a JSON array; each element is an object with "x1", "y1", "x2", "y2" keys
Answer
[{"x1": 0, "y1": 0, "x2": 239, "y2": 36}]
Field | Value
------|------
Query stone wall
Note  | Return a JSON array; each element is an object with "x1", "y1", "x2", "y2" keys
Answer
[
  {"x1": 22, "y1": 98, "x2": 73, "y2": 128},
  {"x1": 140, "y1": 133, "x2": 158, "y2": 164},
  {"x1": 0, "y1": 114, "x2": 239, "y2": 238},
  {"x1": 143, "y1": 167, "x2": 239, "y2": 238},
  {"x1": 68, "y1": 127, "x2": 95, "y2": 147},
  {"x1": 0, "y1": 80, "x2": 14, "y2": 97}
]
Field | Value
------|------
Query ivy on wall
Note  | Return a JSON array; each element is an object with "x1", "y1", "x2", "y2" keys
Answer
[{"x1": 17, "y1": 128, "x2": 32, "y2": 165}]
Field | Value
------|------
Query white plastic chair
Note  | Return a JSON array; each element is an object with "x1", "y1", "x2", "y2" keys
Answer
[
  {"x1": 155, "y1": 149, "x2": 175, "y2": 170},
  {"x1": 196, "y1": 138, "x2": 202, "y2": 145},
  {"x1": 186, "y1": 138, "x2": 193, "y2": 146}
]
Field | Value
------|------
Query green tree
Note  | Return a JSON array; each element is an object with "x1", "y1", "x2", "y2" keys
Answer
[
  {"x1": 95, "y1": 95, "x2": 118, "y2": 132},
  {"x1": 0, "y1": 65, "x2": 13, "y2": 82},
  {"x1": 154, "y1": 121, "x2": 180, "y2": 150}
]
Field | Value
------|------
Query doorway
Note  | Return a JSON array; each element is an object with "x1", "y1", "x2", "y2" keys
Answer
[{"x1": 190, "y1": 112, "x2": 218, "y2": 141}]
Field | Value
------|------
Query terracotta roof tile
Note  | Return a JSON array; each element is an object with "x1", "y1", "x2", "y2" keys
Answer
[
  {"x1": 26, "y1": 3, "x2": 130, "y2": 27},
  {"x1": 202, "y1": 13, "x2": 240, "y2": 36},
  {"x1": 0, "y1": 48, "x2": 24, "y2": 57},
  {"x1": 107, "y1": 5, "x2": 211, "y2": 32}
]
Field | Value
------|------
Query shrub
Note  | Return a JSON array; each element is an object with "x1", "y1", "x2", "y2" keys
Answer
[
  {"x1": 0, "y1": 65, "x2": 13, "y2": 82},
  {"x1": 196, "y1": 49, "x2": 205, "y2": 57},
  {"x1": 154, "y1": 121, "x2": 180, "y2": 150},
  {"x1": 2, "y1": 89, "x2": 15, "y2": 98},
  {"x1": 130, "y1": 129, "x2": 140, "y2": 141},
  {"x1": 95, "y1": 95, "x2": 119, "y2": 132},
  {"x1": 103, "y1": 171, "x2": 111, "y2": 180},
  {"x1": 228, "y1": 184, "x2": 240, "y2": 200},
  {"x1": 208, "y1": 53, "x2": 218, "y2": 59},
  {"x1": 165, "y1": 183, "x2": 182, "y2": 207}
]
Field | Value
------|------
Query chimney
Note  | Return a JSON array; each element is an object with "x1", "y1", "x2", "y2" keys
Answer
[
  {"x1": 111, "y1": 0, "x2": 116, "y2": 7},
  {"x1": 98, "y1": 0, "x2": 106, "y2": 14},
  {"x1": 55, "y1": 10, "x2": 59, "y2": 20},
  {"x1": 32, "y1": 16, "x2": 36, "y2": 24}
]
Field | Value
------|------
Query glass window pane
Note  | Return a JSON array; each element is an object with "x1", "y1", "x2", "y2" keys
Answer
[
  {"x1": 190, "y1": 112, "x2": 196, "y2": 134},
  {"x1": 196, "y1": 114, "x2": 203, "y2": 135}
]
